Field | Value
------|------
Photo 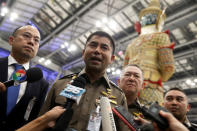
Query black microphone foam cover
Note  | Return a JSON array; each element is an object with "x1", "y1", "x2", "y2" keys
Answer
[
  {"x1": 26, "y1": 67, "x2": 43, "y2": 83},
  {"x1": 141, "y1": 123, "x2": 154, "y2": 131},
  {"x1": 71, "y1": 74, "x2": 87, "y2": 88}
]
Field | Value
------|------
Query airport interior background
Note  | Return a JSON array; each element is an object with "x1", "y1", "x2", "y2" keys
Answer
[{"x1": 0, "y1": 0, "x2": 197, "y2": 123}]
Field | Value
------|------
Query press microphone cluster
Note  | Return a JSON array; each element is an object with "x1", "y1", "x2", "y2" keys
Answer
[
  {"x1": 53, "y1": 74, "x2": 87, "y2": 131},
  {"x1": 100, "y1": 97, "x2": 117, "y2": 131},
  {"x1": 3, "y1": 67, "x2": 43, "y2": 87},
  {"x1": 112, "y1": 106, "x2": 140, "y2": 131},
  {"x1": 113, "y1": 102, "x2": 169, "y2": 131}
]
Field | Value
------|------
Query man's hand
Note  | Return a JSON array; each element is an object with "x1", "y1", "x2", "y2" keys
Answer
[
  {"x1": 17, "y1": 106, "x2": 65, "y2": 131},
  {"x1": 0, "y1": 82, "x2": 6, "y2": 92},
  {"x1": 153, "y1": 110, "x2": 189, "y2": 131},
  {"x1": 44, "y1": 106, "x2": 66, "y2": 128},
  {"x1": 134, "y1": 116, "x2": 150, "y2": 125}
]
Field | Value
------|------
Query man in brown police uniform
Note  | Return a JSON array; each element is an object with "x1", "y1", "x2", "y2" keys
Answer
[
  {"x1": 39, "y1": 31, "x2": 128, "y2": 131},
  {"x1": 118, "y1": 64, "x2": 144, "y2": 116}
]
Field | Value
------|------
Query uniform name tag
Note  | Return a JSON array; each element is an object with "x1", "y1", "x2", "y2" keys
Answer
[{"x1": 87, "y1": 106, "x2": 101, "y2": 131}]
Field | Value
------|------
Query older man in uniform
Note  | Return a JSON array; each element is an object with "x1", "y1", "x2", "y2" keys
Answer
[
  {"x1": 39, "y1": 31, "x2": 128, "y2": 131},
  {"x1": 118, "y1": 64, "x2": 143, "y2": 116}
]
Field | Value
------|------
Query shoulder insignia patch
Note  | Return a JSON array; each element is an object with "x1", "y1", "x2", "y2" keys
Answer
[
  {"x1": 59, "y1": 73, "x2": 79, "y2": 80},
  {"x1": 109, "y1": 81, "x2": 123, "y2": 92}
]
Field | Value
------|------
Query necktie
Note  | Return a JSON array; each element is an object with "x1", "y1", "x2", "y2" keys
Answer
[{"x1": 6, "y1": 64, "x2": 24, "y2": 115}]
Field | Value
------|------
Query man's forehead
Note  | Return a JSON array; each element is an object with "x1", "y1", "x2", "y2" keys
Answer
[
  {"x1": 89, "y1": 35, "x2": 111, "y2": 44},
  {"x1": 124, "y1": 66, "x2": 142, "y2": 74},
  {"x1": 17, "y1": 26, "x2": 40, "y2": 36},
  {"x1": 165, "y1": 90, "x2": 186, "y2": 98}
]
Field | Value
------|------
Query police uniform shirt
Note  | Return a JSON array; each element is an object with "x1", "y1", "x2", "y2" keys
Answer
[
  {"x1": 39, "y1": 68, "x2": 128, "y2": 131},
  {"x1": 183, "y1": 117, "x2": 197, "y2": 131},
  {"x1": 128, "y1": 99, "x2": 142, "y2": 117}
]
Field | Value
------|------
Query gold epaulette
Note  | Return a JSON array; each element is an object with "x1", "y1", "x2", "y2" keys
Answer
[
  {"x1": 109, "y1": 80, "x2": 123, "y2": 92},
  {"x1": 59, "y1": 73, "x2": 79, "y2": 80}
]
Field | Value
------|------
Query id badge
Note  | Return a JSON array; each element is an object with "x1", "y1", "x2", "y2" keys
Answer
[
  {"x1": 87, "y1": 106, "x2": 101, "y2": 131},
  {"x1": 24, "y1": 97, "x2": 36, "y2": 121}
]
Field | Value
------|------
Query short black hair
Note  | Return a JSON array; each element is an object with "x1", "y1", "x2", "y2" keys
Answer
[
  {"x1": 86, "y1": 31, "x2": 115, "y2": 54},
  {"x1": 164, "y1": 87, "x2": 187, "y2": 98},
  {"x1": 12, "y1": 26, "x2": 23, "y2": 36}
]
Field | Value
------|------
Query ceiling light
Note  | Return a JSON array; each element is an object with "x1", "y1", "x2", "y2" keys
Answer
[
  {"x1": 112, "y1": 71, "x2": 116, "y2": 75},
  {"x1": 186, "y1": 79, "x2": 192, "y2": 85},
  {"x1": 111, "y1": 67, "x2": 115, "y2": 71},
  {"x1": 96, "y1": 21, "x2": 102, "y2": 27},
  {"x1": 44, "y1": 59, "x2": 51, "y2": 65},
  {"x1": 39, "y1": 58, "x2": 45, "y2": 63},
  {"x1": 108, "y1": 20, "x2": 117, "y2": 29},
  {"x1": 194, "y1": 79, "x2": 197, "y2": 83},
  {"x1": 1, "y1": 7, "x2": 8, "y2": 16},
  {"x1": 191, "y1": 82, "x2": 195, "y2": 86},
  {"x1": 10, "y1": 12, "x2": 18, "y2": 21},
  {"x1": 68, "y1": 44, "x2": 77, "y2": 52},
  {"x1": 102, "y1": 17, "x2": 108, "y2": 23},
  {"x1": 116, "y1": 69, "x2": 121, "y2": 75},
  {"x1": 107, "y1": 68, "x2": 111, "y2": 73},
  {"x1": 103, "y1": 26, "x2": 108, "y2": 31},
  {"x1": 64, "y1": 42, "x2": 69, "y2": 47},
  {"x1": 61, "y1": 44, "x2": 65, "y2": 48}
]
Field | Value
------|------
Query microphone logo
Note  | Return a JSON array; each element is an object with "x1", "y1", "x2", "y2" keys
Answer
[{"x1": 13, "y1": 69, "x2": 26, "y2": 82}]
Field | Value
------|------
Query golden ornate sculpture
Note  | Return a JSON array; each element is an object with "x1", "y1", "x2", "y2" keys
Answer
[{"x1": 123, "y1": 0, "x2": 175, "y2": 105}]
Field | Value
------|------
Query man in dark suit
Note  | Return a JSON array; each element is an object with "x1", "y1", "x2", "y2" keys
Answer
[{"x1": 0, "y1": 25, "x2": 49, "y2": 131}]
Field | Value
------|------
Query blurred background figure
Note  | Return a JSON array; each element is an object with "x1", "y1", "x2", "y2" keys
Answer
[{"x1": 124, "y1": 0, "x2": 175, "y2": 106}]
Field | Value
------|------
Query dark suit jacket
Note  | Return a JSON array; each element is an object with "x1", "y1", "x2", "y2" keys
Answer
[{"x1": 0, "y1": 57, "x2": 49, "y2": 131}]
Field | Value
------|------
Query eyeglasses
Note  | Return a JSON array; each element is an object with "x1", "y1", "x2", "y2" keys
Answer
[
  {"x1": 21, "y1": 32, "x2": 40, "y2": 44},
  {"x1": 123, "y1": 72, "x2": 141, "y2": 80}
]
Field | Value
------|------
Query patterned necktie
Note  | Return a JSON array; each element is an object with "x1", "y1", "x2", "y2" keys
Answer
[{"x1": 6, "y1": 64, "x2": 24, "y2": 115}]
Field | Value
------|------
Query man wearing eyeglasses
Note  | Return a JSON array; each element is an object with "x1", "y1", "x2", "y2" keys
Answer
[
  {"x1": 0, "y1": 25, "x2": 49, "y2": 131},
  {"x1": 118, "y1": 64, "x2": 144, "y2": 115}
]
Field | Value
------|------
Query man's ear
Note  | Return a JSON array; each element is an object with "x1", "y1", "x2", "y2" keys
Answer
[
  {"x1": 9, "y1": 36, "x2": 14, "y2": 46},
  {"x1": 110, "y1": 55, "x2": 115, "y2": 64},
  {"x1": 187, "y1": 104, "x2": 191, "y2": 112},
  {"x1": 82, "y1": 49, "x2": 85, "y2": 59}
]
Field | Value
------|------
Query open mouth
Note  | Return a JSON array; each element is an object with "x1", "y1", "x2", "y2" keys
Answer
[{"x1": 90, "y1": 57, "x2": 102, "y2": 62}]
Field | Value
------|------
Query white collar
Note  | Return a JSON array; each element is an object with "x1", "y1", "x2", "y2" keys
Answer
[{"x1": 8, "y1": 55, "x2": 30, "y2": 70}]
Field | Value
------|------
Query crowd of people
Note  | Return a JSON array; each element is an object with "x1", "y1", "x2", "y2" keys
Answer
[{"x1": 0, "y1": 25, "x2": 196, "y2": 131}]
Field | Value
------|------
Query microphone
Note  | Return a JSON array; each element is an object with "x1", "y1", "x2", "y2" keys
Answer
[
  {"x1": 53, "y1": 74, "x2": 87, "y2": 131},
  {"x1": 140, "y1": 123, "x2": 154, "y2": 131},
  {"x1": 100, "y1": 97, "x2": 117, "y2": 131},
  {"x1": 112, "y1": 106, "x2": 141, "y2": 131},
  {"x1": 112, "y1": 106, "x2": 157, "y2": 131},
  {"x1": 3, "y1": 67, "x2": 43, "y2": 87}
]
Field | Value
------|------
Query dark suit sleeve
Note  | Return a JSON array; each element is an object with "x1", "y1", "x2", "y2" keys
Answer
[
  {"x1": 38, "y1": 79, "x2": 49, "y2": 110},
  {"x1": 29, "y1": 78, "x2": 49, "y2": 121},
  {"x1": 39, "y1": 81, "x2": 57, "y2": 116}
]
